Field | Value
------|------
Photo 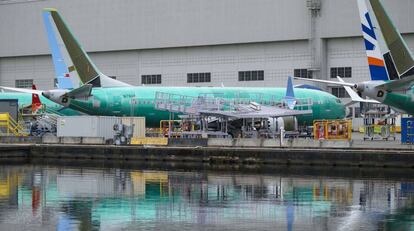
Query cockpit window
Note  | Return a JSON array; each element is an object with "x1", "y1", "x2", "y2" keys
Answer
[{"x1": 336, "y1": 99, "x2": 341, "y2": 104}]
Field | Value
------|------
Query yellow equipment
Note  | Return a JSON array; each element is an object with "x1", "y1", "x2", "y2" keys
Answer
[
  {"x1": 0, "y1": 113, "x2": 28, "y2": 136},
  {"x1": 313, "y1": 119, "x2": 352, "y2": 140},
  {"x1": 130, "y1": 137, "x2": 168, "y2": 146},
  {"x1": 159, "y1": 120, "x2": 182, "y2": 137}
]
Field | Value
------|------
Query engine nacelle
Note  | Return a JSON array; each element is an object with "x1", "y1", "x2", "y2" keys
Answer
[{"x1": 269, "y1": 116, "x2": 298, "y2": 132}]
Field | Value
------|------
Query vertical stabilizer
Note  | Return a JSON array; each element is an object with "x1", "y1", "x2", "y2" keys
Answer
[
  {"x1": 369, "y1": 0, "x2": 414, "y2": 77},
  {"x1": 31, "y1": 85, "x2": 42, "y2": 113},
  {"x1": 43, "y1": 11, "x2": 73, "y2": 89},
  {"x1": 284, "y1": 77, "x2": 297, "y2": 110},
  {"x1": 285, "y1": 76, "x2": 295, "y2": 98},
  {"x1": 357, "y1": 0, "x2": 389, "y2": 81},
  {"x1": 43, "y1": 8, "x2": 100, "y2": 85},
  {"x1": 43, "y1": 8, "x2": 131, "y2": 88}
]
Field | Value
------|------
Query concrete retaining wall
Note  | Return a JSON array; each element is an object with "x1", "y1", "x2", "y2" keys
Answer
[
  {"x1": 42, "y1": 135, "x2": 59, "y2": 144},
  {"x1": 0, "y1": 142, "x2": 413, "y2": 168},
  {"x1": 42, "y1": 136, "x2": 106, "y2": 145},
  {"x1": 169, "y1": 138, "x2": 208, "y2": 147},
  {"x1": 0, "y1": 136, "x2": 41, "y2": 144},
  {"x1": 0, "y1": 145, "x2": 30, "y2": 160},
  {"x1": 207, "y1": 138, "x2": 350, "y2": 148},
  {"x1": 29, "y1": 144, "x2": 414, "y2": 168},
  {"x1": 81, "y1": 137, "x2": 105, "y2": 145}
]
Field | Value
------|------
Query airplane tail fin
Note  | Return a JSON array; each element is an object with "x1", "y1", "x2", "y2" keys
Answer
[
  {"x1": 31, "y1": 85, "x2": 42, "y2": 113},
  {"x1": 283, "y1": 77, "x2": 297, "y2": 110},
  {"x1": 369, "y1": 0, "x2": 414, "y2": 78},
  {"x1": 43, "y1": 8, "x2": 130, "y2": 88},
  {"x1": 42, "y1": 11, "x2": 73, "y2": 89},
  {"x1": 285, "y1": 76, "x2": 295, "y2": 98},
  {"x1": 357, "y1": 0, "x2": 389, "y2": 81}
]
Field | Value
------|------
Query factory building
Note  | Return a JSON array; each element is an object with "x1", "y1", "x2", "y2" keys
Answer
[{"x1": 0, "y1": 0, "x2": 414, "y2": 115}]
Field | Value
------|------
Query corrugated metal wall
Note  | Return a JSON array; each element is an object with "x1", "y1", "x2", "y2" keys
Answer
[{"x1": 57, "y1": 116, "x2": 121, "y2": 139}]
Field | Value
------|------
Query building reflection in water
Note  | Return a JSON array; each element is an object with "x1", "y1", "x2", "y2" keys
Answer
[{"x1": 0, "y1": 166, "x2": 411, "y2": 230}]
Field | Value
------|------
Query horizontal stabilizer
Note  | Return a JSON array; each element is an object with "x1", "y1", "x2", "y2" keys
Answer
[
  {"x1": 293, "y1": 77, "x2": 356, "y2": 87},
  {"x1": 65, "y1": 84, "x2": 92, "y2": 98},
  {"x1": 375, "y1": 75, "x2": 414, "y2": 91},
  {"x1": 336, "y1": 77, "x2": 379, "y2": 106}
]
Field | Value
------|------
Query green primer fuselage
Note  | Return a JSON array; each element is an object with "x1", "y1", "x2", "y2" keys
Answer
[
  {"x1": 67, "y1": 87, "x2": 345, "y2": 127},
  {"x1": 383, "y1": 91, "x2": 414, "y2": 114},
  {"x1": 0, "y1": 92, "x2": 81, "y2": 116}
]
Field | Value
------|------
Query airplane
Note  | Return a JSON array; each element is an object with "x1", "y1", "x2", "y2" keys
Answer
[
  {"x1": 1, "y1": 8, "x2": 346, "y2": 128},
  {"x1": 294, "y1": 0, "x2": 414, "y2": 114}
]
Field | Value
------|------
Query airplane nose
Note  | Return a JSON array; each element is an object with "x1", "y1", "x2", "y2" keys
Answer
[
  {"x1": 356, "y1": 83, "x2": 365, "y2": 93},
  {"x1": 42, "y1": 91, "x2": 50, "y2": 99},
  {"x1": 345, "y1": 107, "x2": 350, "y2": 117},
  {"x1": 41, "y1": 91, "x2": 51, "y2": 99}
]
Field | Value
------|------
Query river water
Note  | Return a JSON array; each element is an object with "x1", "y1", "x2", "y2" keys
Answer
[{"x1": 0, "y1": 164, "x2": 413, "y2": 231}]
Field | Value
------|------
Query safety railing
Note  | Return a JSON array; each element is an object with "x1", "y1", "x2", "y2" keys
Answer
[
  {"x1": 313, "y1": 119, "x2": 352, "y2": 140},
  {"x1": 0, "y1": 113, "x2": 28, "y2": 136}
]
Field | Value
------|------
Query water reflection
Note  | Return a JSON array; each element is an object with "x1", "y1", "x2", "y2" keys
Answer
[{"x1": 0, "y1": 165, "x2": 412, "y2": 230}]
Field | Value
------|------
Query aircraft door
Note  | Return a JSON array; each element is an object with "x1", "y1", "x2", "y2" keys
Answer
[
  {"x1": 121, "y1": 91, "x2": 136, "y2": 116},
  {"x1": 109, "y1": 93, "x2": 122, "y2": 116}
]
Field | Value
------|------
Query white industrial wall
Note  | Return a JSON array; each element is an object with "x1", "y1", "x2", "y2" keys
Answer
[
  {"x1": 327, "y1": 37, "x2": 368, "y2": 83},
  {"x1": 0, "y1": 0, "x2": 310, "y2": 57},
  {"x1": 0, "y1": 55, "x2": 55, "y2": 89},
  {"x1": 2, "y1": 35, "x2": 414, "y2": 90},
  {"x1": 1, "y1": 0, "x2": 414, "y2": 91},
  {"x1": 0, "y1": 40, "x2": 311, "y2": 89}
]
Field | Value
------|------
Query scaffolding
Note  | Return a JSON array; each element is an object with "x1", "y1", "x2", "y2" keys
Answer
[
  {"x1": 361, "y1": 103, "x2": 397, "y2": 141},
  {"x1": 154, "y1": 91, "x2": 313, "y2": 138}
]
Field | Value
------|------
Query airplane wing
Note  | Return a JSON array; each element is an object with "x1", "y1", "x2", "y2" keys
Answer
[
  {"x1": 0, "y1": 86, "x2": 43, "y2": 94},
  {"x1": 293, "y1": 77, "x2": 355, "y2": 87},
  {"x1": 199, "y1": 105, "x2": 312, "y2": 119}
]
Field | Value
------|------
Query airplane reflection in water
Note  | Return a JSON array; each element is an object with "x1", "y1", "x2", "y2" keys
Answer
[{"x1": 0, "y1": 167, "x2": 413, "y2": 230}]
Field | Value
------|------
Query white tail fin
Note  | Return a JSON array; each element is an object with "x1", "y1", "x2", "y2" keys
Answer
[{"x1": 357, "y1": 0, "x2": 389, "y2": 81}]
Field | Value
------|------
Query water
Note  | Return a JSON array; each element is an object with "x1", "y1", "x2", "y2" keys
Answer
[{"x1": 0, "y1": 164, "x2": 413, "y2": 231}]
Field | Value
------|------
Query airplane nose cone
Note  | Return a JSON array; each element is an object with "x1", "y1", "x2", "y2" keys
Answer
[
  {"x1": 345, "y1": 107, "x2": 350, "y2": 117},
  {"x1": 356, "y1": 83, "x2": 365, "y2": 93},
  {"x1": 41, "y1": 91, "x2": 50, "y2": 99},
  {"x1": 41, "y1": 90, "x2": 60, "y2": 103}
]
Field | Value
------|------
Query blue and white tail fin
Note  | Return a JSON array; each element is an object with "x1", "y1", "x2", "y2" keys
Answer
[
  {"x1": 357, "y1": 0, "x2": 389, "y2": 81},
  {"x1": 43, "y1": 11, "x2": 73, "y2": 90},
  {"x1": 283, "y1": 77, "x2": 297, "y2": 110}
]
